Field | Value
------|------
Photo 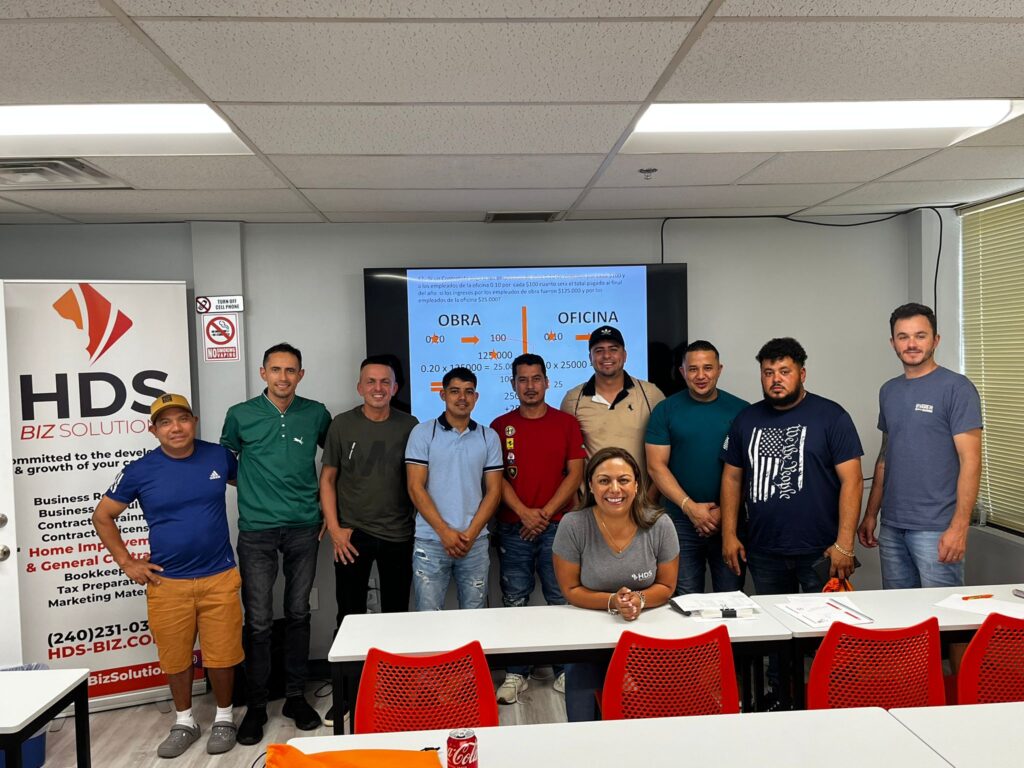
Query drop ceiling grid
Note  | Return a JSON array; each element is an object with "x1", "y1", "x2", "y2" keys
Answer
[
  {"x1": 0, "y1": 189, "x2": 314, "y2": 214},
  {"x1": 717, "y1": 0, "x2": 1024, "y2": 18},
  {"x1": 303, "y1": 187, "x2": 582, "y2": 212},
  {"x1": 578, "y1": 182, "x2": 860, "y2": 210}
]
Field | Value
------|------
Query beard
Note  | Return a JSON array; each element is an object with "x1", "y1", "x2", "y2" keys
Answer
[{"x1": 765, "y1": 385, "x2": 803, "y2": 408}]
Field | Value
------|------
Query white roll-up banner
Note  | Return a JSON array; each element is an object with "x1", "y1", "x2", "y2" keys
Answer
[{"x1": 3, "y1": 280, "x2": 192, "y2": 707}]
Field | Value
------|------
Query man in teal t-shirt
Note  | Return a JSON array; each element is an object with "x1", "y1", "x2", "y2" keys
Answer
[
  {"x1": 221, "y1": 342, "x2": 331, "y2": 744},
  {"x1": 645, "y1": 340, "x2": 748, "y2": 594}
]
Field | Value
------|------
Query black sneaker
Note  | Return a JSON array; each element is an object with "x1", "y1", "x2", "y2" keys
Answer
[
  {"x1": 236, "y1": 705, "x2": 267, "y2": 746},
  {"x1": 282, "y1": 696, "x2": 322, "y2": 730}
]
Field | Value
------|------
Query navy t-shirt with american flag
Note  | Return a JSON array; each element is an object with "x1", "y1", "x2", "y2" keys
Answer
[{"x1": 722, "y1": 393, "x2": 862, "y2": 555}]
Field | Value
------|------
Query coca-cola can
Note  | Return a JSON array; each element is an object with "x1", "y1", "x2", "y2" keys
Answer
[{"x1": 447, "y1": 728, "x2": 478, "y2": 768}]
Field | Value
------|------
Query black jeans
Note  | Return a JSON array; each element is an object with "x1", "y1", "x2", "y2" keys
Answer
[
  {"x1": 334, "y1": 529, "x2": 413, "y2": 630},
  {"x1": 237, "y1": 524, "x2": 319, "y2": 706}
]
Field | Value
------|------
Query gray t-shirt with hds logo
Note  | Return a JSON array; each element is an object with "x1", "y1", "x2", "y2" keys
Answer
[
  {"x1": 552, "y1": 507, "x2": 679, "y2": 592},
  {"x1": 322, "y1": 406, "x2": 418, "y2": 541},
  {"x1": 878, "y1": 366, "x2": 983, "y2": 531}
]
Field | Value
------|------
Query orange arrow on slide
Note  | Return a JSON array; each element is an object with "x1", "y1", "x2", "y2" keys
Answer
[
  {"x1": 575, "y1": 334, "x2": 590, "y2": 341},
  {"x1": 461, "y1": 336, "x2": 479, "y2": 344}
]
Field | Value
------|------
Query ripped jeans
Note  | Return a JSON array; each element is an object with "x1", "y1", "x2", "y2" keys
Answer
[{"x1": 412, "y1": 535, "x2": 490, "y2": 610}]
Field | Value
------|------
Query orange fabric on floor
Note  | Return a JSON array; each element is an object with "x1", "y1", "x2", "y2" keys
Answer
[{"x1": 266, "y1": 743, "x2": 442, "y2": 768}]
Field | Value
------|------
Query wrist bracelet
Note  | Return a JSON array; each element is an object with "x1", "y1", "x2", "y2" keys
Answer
[
  {"x1": 637, "y1": 591, "x2": 647, "y2": 611},
  {"x1": 607, "y1": 593, "x2": 619, "y2": 615},
  {"x1": 680, "y1": 495, "x2": 690, "y2": 511},
  {"x1": 832, "y1": 542, "x2": 855, "y2": 558}
]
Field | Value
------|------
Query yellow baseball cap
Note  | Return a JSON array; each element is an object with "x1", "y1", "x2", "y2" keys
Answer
[{"x1": 150, "y1": 393, "x2": 193, "y2": 422}]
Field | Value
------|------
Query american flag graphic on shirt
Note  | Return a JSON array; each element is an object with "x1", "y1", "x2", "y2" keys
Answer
[{"x1": 747, "y1": 425, "x2": 806, "y2": 502}]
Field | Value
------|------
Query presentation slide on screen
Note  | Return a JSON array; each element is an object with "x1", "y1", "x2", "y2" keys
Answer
[{"x1": 406, "y1": 266, "x2": 648, "y2": 426}]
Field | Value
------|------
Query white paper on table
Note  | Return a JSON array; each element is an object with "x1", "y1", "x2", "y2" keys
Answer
[
  {"x1": 777, "y1": 595, "x2": 873, "y2": 628},
  {"x1": 934, "y1": 594, "x2": 1024, "y2": 619},
  {"x1": 671, "y1": 590, "x2": 759, "y2": 613}
]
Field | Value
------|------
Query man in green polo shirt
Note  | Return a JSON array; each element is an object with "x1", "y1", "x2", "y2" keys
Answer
[{"x1": 221, "y1": 342, "x2": 331, "y2": 745}]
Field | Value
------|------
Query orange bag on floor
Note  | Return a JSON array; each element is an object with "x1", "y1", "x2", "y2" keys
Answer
[
  {"x1": 266, "y1": 743, "x2": 442, "y2": 768},
  {"x1": 822, "y1": 577, "x2": 855, "y2": 592}
]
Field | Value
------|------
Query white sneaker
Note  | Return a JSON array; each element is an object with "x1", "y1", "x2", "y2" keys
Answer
[
  {"x1": 496, "y1": 673, "x2": 528, "y2": 704},
  {"x1": 553, "y1": 672, "x2": 565, "y2": 694}
]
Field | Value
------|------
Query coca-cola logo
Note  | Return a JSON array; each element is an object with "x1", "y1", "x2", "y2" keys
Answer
[{"x1": 447, "y1": 741, "x2": 478, "y2": 766}]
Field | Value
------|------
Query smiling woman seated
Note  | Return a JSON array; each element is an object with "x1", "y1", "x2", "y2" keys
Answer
[{"x1": 552, "y1": 446, "x2": 679, "y2": 721}]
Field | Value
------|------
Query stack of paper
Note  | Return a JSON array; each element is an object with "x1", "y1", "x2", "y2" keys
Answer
[
  {"x1": 934, "y1": 593, "x2": 1024, "y2": 619},
  {"x1": 776, "y1": 594, "x2": 873, "y2": 629},
  {"x1": 671, "y1": 591, "x2": 759, "y2": 619}
]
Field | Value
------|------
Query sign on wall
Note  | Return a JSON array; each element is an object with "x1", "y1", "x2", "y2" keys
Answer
[
  {"x1": 203, "y1": 312, "x2": 240, "y2": 362},
  {"x1": 3, "y1": 280, "x2": 191, "y2": 705}
]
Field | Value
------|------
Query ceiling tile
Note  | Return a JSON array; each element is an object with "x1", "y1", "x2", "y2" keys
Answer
[
  {"x1": 883, "y1": 146, "x2": 1024, "y2": 180},
  {"x1": 0, "y1": 213, "x2": 71, "y2": 223},
  {"x1": 0, "y1": 21, "x2": 195, "y2": 104},
  {"x1": 1, "y1": 189, "x2": 312, "y2": 214},
  {"x1": 0, "y1": 197, "x2": 38, "y2": 212},
  {"x1": 577, "y1": 183, "x2": 857, "y2": 209},
  {"x1": 69, "y1": 212, "x2": 324, "y2": 223},
  {"x1": 123, "y1": 1, "x2": 704, "y2": 17},
  {"x1": 568, "y1": 207, "x2": 800, "y2": 219},
  {"x1": 324, "y1": 211, "x2": 487, "y2": 223},
  {"x1": 719, "y1": 1, "x2": 1024, "y2": 16},
  {"x1": 826, "y1": 179, "x2": 1024, "y2": 205},
  {"x1": 960, "y1": 115, "x2": 1024, "y2": 146},
  {"x1": 597, "y1": 153, "x2": 773, "y2": 186},
  {"x1": 659, "y1": 21, "x2": 1024, "y2": 101},
  {"x1": 740, "y1": 150, "x2": 934, "y2": 184},
  {"x1": 304, "y1": 187, "x2": 579, "y2": 212},
  {"x1": 224, "y1": 104, "x2": 638, "y2": 154},
  {"x1": 270, "y1": 154, "x2": 604, "y2": 189},
  {"x1": 794, "y1": 204, "x2": 917, "y2": 216},
  {"x1": 82, "y1": 156, "x2": 287, "y2": 189},
  {"x1": 0, "y1": 2, "x2": 106, "y2": 17},
  {"x1": 140, "y1": 20, "x2": 691, "y2": 102}
]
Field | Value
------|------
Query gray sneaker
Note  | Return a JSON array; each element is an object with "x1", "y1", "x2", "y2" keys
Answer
[
  {"x1": 206, "y1": 720, "x2": 237, "y2": 755},
  {"x1": 157, "y1": 723, "x2": 201, "y2": 759}
]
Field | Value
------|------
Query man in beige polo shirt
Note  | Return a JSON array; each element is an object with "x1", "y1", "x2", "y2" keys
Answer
[{"x1": 560, "y1": 325, "x2": 665, "y2": 487}]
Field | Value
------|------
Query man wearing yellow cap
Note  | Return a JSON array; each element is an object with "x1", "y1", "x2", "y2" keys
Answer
[{"x1": 93, "y1": 393, "x2": 243, "y2": 759}]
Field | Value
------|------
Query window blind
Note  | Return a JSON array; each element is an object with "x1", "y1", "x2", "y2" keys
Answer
[{"x1": 961, "y1": 198, "x2": 1024, "y2": 534}]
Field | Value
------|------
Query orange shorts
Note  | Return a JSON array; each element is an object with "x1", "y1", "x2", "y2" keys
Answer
[{"x1": 146, "y1": 566, "x2": 244, "y2": 674}]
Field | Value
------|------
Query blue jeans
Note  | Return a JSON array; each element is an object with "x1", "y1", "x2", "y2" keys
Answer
[
  {"x1": 671, "y1": 512, "x2": 745, "y2": 595},
  {"x1": 497, "y1": 521, "x2": 566, "y2": 676},
  {"x1": 564, "y1": 662, "x2": 605, "y2": 722},
  {"x1": 412, "y1": 536, "x2": 490, "y2": 610},
  {"x1": 237, "y1": 524, "x2": 320, "y2": 706},
  {"x1": 878, "y1": 524, "x2": 964, "y2": 589},
  {"x1": 747, "y1": 549, "x2": 827, "y2": 700}
]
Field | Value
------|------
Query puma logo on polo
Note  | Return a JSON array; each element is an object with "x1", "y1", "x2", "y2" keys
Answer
[{"x1": 293, "y1": 436, "x2": 304, "y2": 445}]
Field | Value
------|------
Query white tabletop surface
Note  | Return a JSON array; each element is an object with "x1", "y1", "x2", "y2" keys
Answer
[
  {"x1": 291, "y1": 707, "x2": 951, "y2": 767},
  {"x1": 0, "y1": 668, "x2": 88, "y2": 734},
  {"x1": 330, "y1": 602, "x2": 792, "y2": 662},
  {"x1": 752, "y1": 583, "x2": 1024, "y2": 638},
  {"x1": 892, "y1": 701, "x2": 1024, "y2": 768}
]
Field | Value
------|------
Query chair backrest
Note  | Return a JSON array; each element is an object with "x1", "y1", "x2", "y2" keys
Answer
[
  {"x1": 807, "y1": 617, "x2": 944, "y2": 710},
  {"x1": 958, "y1": 612, "x2": 1024, "y2": 705},
  {"x1": 354, "y1": 640, "x2": 499, "y2": 734},
  {"x1": 600, "y1": 626, "x2": 740, "y2": 720}
]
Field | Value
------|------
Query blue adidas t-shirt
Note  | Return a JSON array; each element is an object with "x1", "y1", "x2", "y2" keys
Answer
[
  {"x1": 107, "y1": 439, "x2": 238, "y2": 579},
  {"x1": 722, "y1": 393, "x2": 863, "y2": 555}
]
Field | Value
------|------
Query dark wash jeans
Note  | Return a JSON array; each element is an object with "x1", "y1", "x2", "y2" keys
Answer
[
  {"x1": 334, "y1": 528, "x2": 414, "y2": 630},
  {"x1": 497, "y1": 521, "x2": 566, "y2": 677},
  {"x1": 747, "y1": 549, "x2": 828, "y2": 700},
  {"x1": 670, "y1": 511, "x2": 745, "y2": 595},
  {"x1": 237, "y1": 524, "x2": 319, "y2": 706}
]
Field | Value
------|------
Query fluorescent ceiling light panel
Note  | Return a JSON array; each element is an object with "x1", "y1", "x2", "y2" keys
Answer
[
  {"x1": 623, "y1": 100, "x2": 1022, "y2": 154},
  {"x1": 0, "y1": 104, "x2": 251, "y2": 156}
]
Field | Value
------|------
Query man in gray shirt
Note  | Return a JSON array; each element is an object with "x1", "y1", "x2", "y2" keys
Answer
[
  {"x1": 858, "y1": 303, "x2": 983, "y2": 588},
  {"x1": 319, "y1": 355, "x2": 417, "y2": 725}
]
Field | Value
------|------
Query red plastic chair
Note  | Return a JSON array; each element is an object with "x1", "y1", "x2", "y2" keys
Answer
[
  {"x1": 354, "y1": 640, "x2": 499, "y2": 733},
  {"x1": 600, "y1": 626, "x2": 740, "y2": 720},
  {"x1": 957, "y1": 612, "x2": 1024, "y2": 704},
  {"x1": 807, "y1": 617, "x2": 945, "y2": 710}
]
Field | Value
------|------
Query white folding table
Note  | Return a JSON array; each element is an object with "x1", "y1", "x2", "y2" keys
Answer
[
  {"x1": 891, "y1": 701, "x2": 1024, "y2": 768},
  {"x1": 0, "y1": 668, "x2": 90, "y2": 768}
]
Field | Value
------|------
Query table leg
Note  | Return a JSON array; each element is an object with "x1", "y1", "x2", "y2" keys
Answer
[
  {"x1": 3, "y1": 741, "x2": 24, "y2": 768},
  {"x1": 73, "y1": 680, "x2": 91, "y2": 768},
  {"x1": 331, "y1": 663, "x2": 344, "y2": 736}
]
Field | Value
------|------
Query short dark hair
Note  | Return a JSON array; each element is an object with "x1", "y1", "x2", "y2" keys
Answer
[
  {"x1": 262, "y1": 342, "x2": 302, "y2": 368},
  {"x1": 756, "y1": 337, "x2": 807, "y2": 366},
  {"x1": 684, "y1": 339, "x2": 719, "y2": 360},
  {"x1": 511, "y1": 353, "x2": 547, "y2": 378},
  {"x1": 360, "y1": 355, "x2": 396, "y2": 377},
  {"x1": 889, "y1": 302, "x2": 937, "y2": 336},
  {"x1": 442, "y1": 366, "x2": 477, "y2": 388}
]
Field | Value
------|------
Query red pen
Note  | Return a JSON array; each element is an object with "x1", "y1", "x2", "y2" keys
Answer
[{"x1": 962, "y1": 594, "x2": 993, "y2": 601}]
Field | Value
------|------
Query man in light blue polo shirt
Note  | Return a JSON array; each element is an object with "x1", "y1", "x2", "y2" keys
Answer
[{"x1": 405, "y1": 366, "x2": 503, "y2": 610}]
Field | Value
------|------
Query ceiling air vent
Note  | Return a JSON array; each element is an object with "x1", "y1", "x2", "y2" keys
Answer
[
  {"x1": 485, "y1": 211, "x2": 560, "y2": 223},
  {"x1": 0, "y1": 158, "x2": 127, "y2": 190}
]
